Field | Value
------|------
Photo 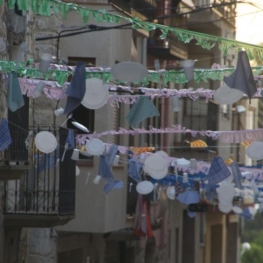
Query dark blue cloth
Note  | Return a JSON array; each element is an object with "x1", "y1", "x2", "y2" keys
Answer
[
  {"x1": 0, "y1": 118, "x2": 12, "y2": 151},
  {"x1": 104, "y1": 180, "x2": 124, "y2": 195},
  {"x1": 105, "y1": 144, "x2": 118, "y2": 166},
  {"x1": 98, "y1": 155, "x2": 114, "y2": 183},
  {"x1": 7, "y1": 72, "x2": 24, "y2": 112},
  {"x1": 64, "y1": 62, "x2": 86, "y2": 114},
  {"x1": 65, "y1": 129, "x2": 75, "y2": 149},
  {"x1": 127, "y1": 158, "x2": 142, "y2": 183},
  {"x1": 224, "y1": 51, "x2": 257, "y2": 100},
  {"x1": 208, "y1": 157, "x2": 231, "y2": 185}
]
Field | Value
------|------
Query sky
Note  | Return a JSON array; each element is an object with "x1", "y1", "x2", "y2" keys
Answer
[{"x1": 236, "y1": 0, "x2": 263, "y2": 45}]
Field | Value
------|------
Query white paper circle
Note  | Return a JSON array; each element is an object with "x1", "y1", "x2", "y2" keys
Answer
[
  {"x1": 214, "y1": 84, "x2": 244, "y2": 105},
  {"x1": 111, "y1": 61, "x2": 148, "y2": 82},
  {"x1": 35, "y1": 131, "x2": 57, "y2": 154},
  {"x1": 176, "y1": 158, "x2": 190, "y2": 169},
  {"x1": 217, "y1": 183, "x2": 235, "y2": 201},
  {"x1": 144, "y1": 154, "x2": 168, "y2": 179},
  {"x1": 218, "y1": 202, "x2": 233, "y2": 213},
  {"x1": 85, "y1": 139, "x2": 105, "y2": 155},
  {"x1": 246, "y1": 141, "x2": 263, "y2": 160},
  {"x1": 136, "y1": 181, "x2": 154, "y2": 195},
  {"x1": 166, "y1": 186, "x2": 176, "y2": 200},
  {"x1": 81, "y1": 78, "x2": 109, "y2": 110},
  {"x1": 232, "y1": 206, "x2": 243, "y2": 214}
]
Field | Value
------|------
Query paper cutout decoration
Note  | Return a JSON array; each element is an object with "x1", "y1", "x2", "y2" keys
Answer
[
  {"x1": 205, "y1": 183, "x2": 217, "y2": 201},
  {"x1": 241, "y1": 141, "x2": 251, "y2": 146},
  {"x1": 125, "y1": 96, "x2": 160, "y2": 128},
  {"x1": 224, "y1": 51, "x2": 257, "y2": 101},
  {"x1": 81, "y1": 78, "x2": 109, "y2": 110},
  {"x1": 128, "y1": 158, "x2": 142, "y2": 183},
  {"x1": 230, "y1": 161, "x2": 243, "y2": 190},
  {"x1": 177, "y1": 190, "x2": 200, "y2": 205},
  {"x1": 64, "y1": 61, "x2": 86, "y2": 114},
  {"x1": 225, "y1": 158, "x2": 234, "y2": 165},
  {"x1": 65, "y1": 129, "x2": 75, "y2": 149},
  {"x1": 213, "y1": 84, "x2": 244, "y2": 105},
  {"x1": 0, "y1": 118, "x2": 12, "y2": 151},
  {"x1": 105, "y1": 144, "x2": 119, "y2": 166},
  {"x1": 7, "y1": 72, "x2": 24, "y2": 112},
  {"x1": 207, "y1": 157, "x2": 231, "y2": 185},
  {"x1": 111, "y1": 61, "x2": 148, "y2": 82},
  {"x1": 189, "y1": 140, "x2": 207, "y2": 148},
  {"x1": 181, "y1": 59, "x2": 195, "y2": 81},
  {"x1": 98, "y1": 155, "x2": 114, "y2": 182},
  {"x1": 104, "y1": 180, "x2": 124, "y2": 195},
  {"x1": 129, "y1": 146, "x2": 155, "y2": 154}
]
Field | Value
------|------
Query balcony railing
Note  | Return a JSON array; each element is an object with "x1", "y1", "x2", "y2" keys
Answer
[
  {"x1": 110, "y1": 0, "x2": 156, "y2": 20},
  {"x1": 195, "y1": 0, "x2": 236, "y2": 26},
  {"x1": 3, "y1": 127, "x2": 76, "y2": 222},
  {"x1": 147, "y1": 31, "x2": 188, "y2": 60}
]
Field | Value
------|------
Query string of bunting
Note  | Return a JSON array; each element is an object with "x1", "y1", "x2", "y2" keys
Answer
[
  {"x1": 76, "y1": 125, "x2": 263, "y2": 144},
  {"x1": 1, "y1": 61, "x2": 263, "y2": 86},
  {"x1": 84, "y1": 142, "x2": 263, "y2": 183},
  {"x1": 18, "y1": 77, "x2": 263, "y2": 102},
  {"x1": 2, "y1": 0, "x2": 263, "y2": 60}
]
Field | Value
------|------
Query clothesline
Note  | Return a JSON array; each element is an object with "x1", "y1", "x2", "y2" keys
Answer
[
  {"x1": 15, "y1": 77, "x2": 263, "y2": 102},
  {"x1": 76, "y1": 125, "x2": 263, "y2": 144},
  {"x1": 1, "y1": 60, "x2": 263, "y2": 86}
]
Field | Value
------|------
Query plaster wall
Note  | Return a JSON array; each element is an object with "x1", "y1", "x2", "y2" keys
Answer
[{"x1": 60, "y1": 5, "x2": 132, "y2": 67}]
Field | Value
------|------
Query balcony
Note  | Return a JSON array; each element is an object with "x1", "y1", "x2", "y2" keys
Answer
[
  {"x1": 0, "y1": 97, "x2": 31, "y2": 180},
  {"x1": 189, "y1": 0, "x2": 236, "y2": 33},
  {"x1": 110, "y1": 0, "x2": 156, "y2": 21},
  {"x1": 3, "y1": 127, "x2": 76, "y2": 228},
  {"x1": 147, "y1": 31, "x2": 188, "y2": 60}
]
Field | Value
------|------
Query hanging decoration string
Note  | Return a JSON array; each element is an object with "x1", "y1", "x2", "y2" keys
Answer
[
  {"x1": 1, "y1": 0, "x2": 263, "y2": 59},
  {"x1": 76, "y1": 125, "x2": 263, "y2": 144},
  {"x1": 2, "y1": 61, "x2": 263, "y2": 86}
]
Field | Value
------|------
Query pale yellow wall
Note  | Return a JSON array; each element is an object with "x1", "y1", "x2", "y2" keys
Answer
[
  {"x1": 60, "y1": 5, "x2": 132, "y2": 67},
  {"x1": 205, "y1": 213, "x2": 226, "y2": 263}
]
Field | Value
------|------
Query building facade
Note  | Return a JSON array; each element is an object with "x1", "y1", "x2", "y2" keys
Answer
[{"x1": 0, "y1": 0, "x2": 247, "y2": 263}]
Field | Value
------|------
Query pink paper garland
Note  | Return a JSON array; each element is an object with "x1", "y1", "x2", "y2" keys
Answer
[
  {"x1": 75, "y1": 125, "x2": 263, "y2": 144},
  {"x1": 12, "y1": 77, "x2": 263, "y2": 103}
]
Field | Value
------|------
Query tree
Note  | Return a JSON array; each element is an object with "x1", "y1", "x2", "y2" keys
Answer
[{"x1": 241, "y1": 243, "x2": 263, "y2": 263}]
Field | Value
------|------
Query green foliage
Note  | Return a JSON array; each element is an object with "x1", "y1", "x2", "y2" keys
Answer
[
  {"x1": 241, "y1": 211, "x2": 263, "y2": 243},
  {"x1": 241, "y1": 243, "x2": 263, "y2": 263}
]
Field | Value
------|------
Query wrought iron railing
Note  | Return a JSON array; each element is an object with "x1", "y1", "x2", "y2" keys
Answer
[
  {"x1": 110, "y1": 0, "x2": 155, "y2": 20},
  {"x1": 3, "y1": 127, "x2": 76, "y2": 216}
]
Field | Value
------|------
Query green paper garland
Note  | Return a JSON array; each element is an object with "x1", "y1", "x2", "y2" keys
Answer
[
  {"x1": 0, "y1": 60, "x2": 262, "y2": 86},
  {"x1": 1, "y1": 0, "x2": 263, "y2": 60}
]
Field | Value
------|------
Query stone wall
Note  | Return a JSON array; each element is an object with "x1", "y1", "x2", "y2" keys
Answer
[
  {"x1": 26, "y1": 228, "x2": 57, "y2": 263},
  {"x1": 21, "y1": 9, "x2": 64, "y2": 263},
  {"x1": 0, "y1": 2, "x2": 11, "y2": 263}
]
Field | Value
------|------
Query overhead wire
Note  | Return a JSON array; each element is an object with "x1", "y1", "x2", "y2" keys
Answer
[{"x1": 35, "y1": 0, "x2": 254, "y2": 42}]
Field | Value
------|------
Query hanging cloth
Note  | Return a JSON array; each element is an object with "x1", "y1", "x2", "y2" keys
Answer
[
  {"x1": 0, "y1": 118, "x2": 12, "y2": 151},
  {"x1": 7, "y1": 71, "x2": 24, "y2": 112}
]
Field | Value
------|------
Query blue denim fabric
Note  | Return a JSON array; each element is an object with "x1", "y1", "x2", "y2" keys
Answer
[
  {"x1": 64, "y1": 62, "x2": 86, "y2": 114},
  {"x1": 127, "y1": 158, "x2": 142, "y2": 183},
  {"x1": 0, "y1": 119, "x2": 12, "y2": 151},
  {"x1": 105, "y1": 144, "x2": 118, "y2": 166}
]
